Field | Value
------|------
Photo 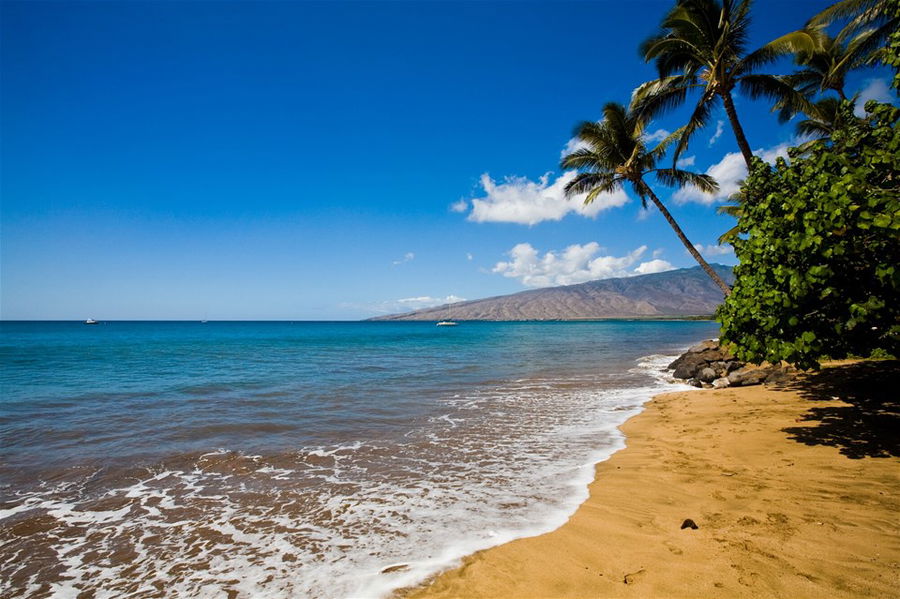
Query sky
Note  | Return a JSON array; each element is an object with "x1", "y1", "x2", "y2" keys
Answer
[{"x1": 1, "y1": 0, "x2": 894, "y2": 320}]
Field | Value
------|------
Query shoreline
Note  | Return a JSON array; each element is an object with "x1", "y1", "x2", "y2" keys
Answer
[{"x1": 401, "y1": 360, "x2": 900, "y2": 598}]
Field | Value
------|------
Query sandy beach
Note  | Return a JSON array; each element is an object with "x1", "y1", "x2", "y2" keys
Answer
[{"x1": 403, "y1": 360, "x2": 900, "y2": 598}]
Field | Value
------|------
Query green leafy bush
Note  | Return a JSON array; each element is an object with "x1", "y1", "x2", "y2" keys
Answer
[{"x1": 718, "y1": 101, "x2": 900, "y2": 369}]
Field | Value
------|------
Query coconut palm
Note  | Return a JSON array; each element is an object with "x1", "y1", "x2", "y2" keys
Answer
[
  {"x1": 797, "y1": 96, "x2": 848, "y2": 136},
  {"x1": 792, "y1": 96, "x2": 866, "y2": 153},
  {"x1": 809, "y1": 0, "x2": 898, "y2": 49},
  {"x1": 561, "y1": 102, "x2": 732, "y2": 296},
  {"x1": 633, "y1": 0, "x2": 817, "y2": 169},
  {"x1": 785, "y1": 28, "x2": 885, "y2": 101}
]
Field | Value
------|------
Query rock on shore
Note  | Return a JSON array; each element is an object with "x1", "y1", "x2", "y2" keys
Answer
[{"x1": 667, "y1": 340, "x2": 795, "y2": 388}]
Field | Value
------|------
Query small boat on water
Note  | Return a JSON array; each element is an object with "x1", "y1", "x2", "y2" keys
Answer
[
  {"x1": 436, "y1": 320, "x2": 458, "y2": 327},
  {"x1": 84, "y1": 318, "x2": 99, "y2": 325}
]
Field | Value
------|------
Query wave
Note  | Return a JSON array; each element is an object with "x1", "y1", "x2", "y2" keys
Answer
[{"x1": 1, "y1": 352, "x2": 692, "y2": 599}]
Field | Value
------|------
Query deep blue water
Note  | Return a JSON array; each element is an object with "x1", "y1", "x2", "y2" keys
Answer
[{"x1": 0, "y1": 320, "x2": 719, "y2": 598}]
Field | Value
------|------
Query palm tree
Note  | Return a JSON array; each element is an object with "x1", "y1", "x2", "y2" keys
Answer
[
  {"x1": 809, "y1": 0, "x2": 898, "y2": 50},
  {"x1": 785, "y1": 28, "x2": 885, "y2": 101},
  {"x1": 633, "y1": 0, "x2": 816, "y2": 169},
  {"x1": 561, "y1": 102, "x2": 732, "y2": 296},
  {"x1": 792, "y1": 96, "x2": 864, "y2": 152}
]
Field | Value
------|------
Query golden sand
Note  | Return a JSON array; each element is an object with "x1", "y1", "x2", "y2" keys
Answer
[{"x1": 404, "y1": 361, "x2": 899, "y2": 598}]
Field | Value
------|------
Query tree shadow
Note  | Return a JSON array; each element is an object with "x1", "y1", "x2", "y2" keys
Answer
[{"x1": 781, "y1": 360, "x2": 900, "y2": 459}]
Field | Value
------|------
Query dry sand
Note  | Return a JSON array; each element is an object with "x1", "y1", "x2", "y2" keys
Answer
[{"x1": 403, "y1": 361, "x2": 899, "y2": 598}]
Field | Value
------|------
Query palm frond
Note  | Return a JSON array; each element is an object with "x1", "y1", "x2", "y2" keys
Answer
[
  {"x1": 672, "y1": 91, "x2": 717, "y2": 165},
  {"x1": 631, "y1": 75, "x2": 700, "y2": 122},
  {"x1": 655, "y1": 168, "x2": 719, "y2": 195},
  {"x1": 564, "y1": 172, "x2": 621, "y2": 200},
  {"x1": 808, "y1": 0, "x2": 884, "y2": 28},
  {"x1": 648, "y1": 126, "x2": 688, "y2": 162},
  {"x1": 739, "y1": 74, "x2": 817, "y2": 123},
  {"x1": 737, "y1": 29, "x2": 822, "y2": 74}
]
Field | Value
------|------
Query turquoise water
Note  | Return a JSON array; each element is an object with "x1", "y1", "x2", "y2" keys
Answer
[{"x1": 1, "y1": 320, "x2": 718, "y2": 598}]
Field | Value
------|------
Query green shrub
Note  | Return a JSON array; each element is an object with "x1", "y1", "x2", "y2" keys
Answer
[{"x1": 718, "y1": 101, "x2": 900, "y2": 369}]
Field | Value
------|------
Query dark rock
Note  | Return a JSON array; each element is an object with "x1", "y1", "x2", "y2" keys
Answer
[
  {"x1": 673, "y1": 359, "x2": 703, "y2": 380},
  {"x1": 669, "y1": 339, "x2": 741, "y2": 381},
  {"x1": 727, "y1": 365, "x2": 774, "y2": 387},
  {"x1": 688, "y1": 378, "x2": 703, "y2": 388},
  {"x1": 725, "y1": 360, "x2": 743, "y2": 374},
  {"x1": 680, "y1": 518, "x2": 699, "y2": 530},
  {"x1": 686, "y1": 339, "x2": 719, "y2": 354},
  {"x1": 698, "y1": 367, "x2": 718, "y2": 383}
]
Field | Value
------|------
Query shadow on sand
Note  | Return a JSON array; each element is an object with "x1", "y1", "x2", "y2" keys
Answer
[{"x1": 781, "y1": 360, "x2": 900, "y2": 459}]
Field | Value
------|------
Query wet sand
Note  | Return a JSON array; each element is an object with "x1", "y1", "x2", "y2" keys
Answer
[{"x1": 404, "y1": 361, "x2": 900, "y2": 598}]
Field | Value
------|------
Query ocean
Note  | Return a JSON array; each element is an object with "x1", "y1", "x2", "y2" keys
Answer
[{"x1": 0, "y1": 320, "x2": 718, "y2": 598}]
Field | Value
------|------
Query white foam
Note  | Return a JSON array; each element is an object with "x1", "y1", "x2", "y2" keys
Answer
[{"x1": 1, "y1": 352, "x2": 688, "y2": 599}]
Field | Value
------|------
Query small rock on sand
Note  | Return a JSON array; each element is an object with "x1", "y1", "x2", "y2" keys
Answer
[{"x1": 680, "y1": 518, "x2": 699, "y2": 530}]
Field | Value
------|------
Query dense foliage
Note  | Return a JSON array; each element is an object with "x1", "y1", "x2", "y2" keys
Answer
[
  {"x1": 718, "y1": 101, "x2": 900, "y2": 368},
  {"x1": 889, "y1": 0, "x2": 900, "y2": 89}
]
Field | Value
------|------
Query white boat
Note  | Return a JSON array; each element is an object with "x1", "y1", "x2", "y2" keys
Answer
[
  {"x1": 84, "y1": 318, "x2": 98, "y2": 325},
  {"x1": 436, "y1": 320, "x2": 458, "y2": 327}
]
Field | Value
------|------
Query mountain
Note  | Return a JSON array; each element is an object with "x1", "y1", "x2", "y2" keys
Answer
[{"x1": 369, "y1": 265, "x2": 735, "y2": 321}]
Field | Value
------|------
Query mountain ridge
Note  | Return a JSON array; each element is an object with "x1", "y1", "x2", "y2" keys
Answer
[{"x1": 369, "y1": 264, "x2": 735, "y2": 321}]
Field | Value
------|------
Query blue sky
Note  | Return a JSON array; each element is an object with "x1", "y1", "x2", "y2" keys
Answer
[{"x1": 1, "y1": 0, "x2": 893, "y2": 319}]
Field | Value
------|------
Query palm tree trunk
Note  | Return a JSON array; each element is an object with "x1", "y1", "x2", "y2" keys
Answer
[
  {"x1": 721, "y1": 91, "x2": 754, "y2": 169},
  {"x1": 645, "y1": 187, "x2": 732, "y2": 297}
]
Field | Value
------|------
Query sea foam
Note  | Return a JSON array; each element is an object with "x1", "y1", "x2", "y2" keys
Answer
[{"x1": 1, "y1": 352, "x2": 693, "y2": 599}]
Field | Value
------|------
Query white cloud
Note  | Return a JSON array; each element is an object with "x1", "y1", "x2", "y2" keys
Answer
[
  {"x1": 652, "y1": 248, "x2": 665, "y2": 258},
  {"x1": 693, "y1": 243, "x2": 734, "y2": 257},
  {"x1": 348, "y1": 294, "x2": 466, "y2": 315},
  {"x1": 674, "y1": 142, "x2": 791, "y2": 205},
  {"x1": 854, "y1": 78, "x2": 893, "y2": 117},
  {"x1": 395, "y1": 295, "x2": 465, "y2": 309},
  {"x1": 634, "y1": 259, "x2": 676, "y2": 274},
  {"x1": 450, "y1": 199, "x2": 468, "y2": 213},
  {"x1": 467, "y1": 171, "x2": 629, "y2": 226},
  {"x1": 466, "y1": 252, "x2": 474, "y2": 261},
  {"x1": 392, "y1": 252, "x2": 415, "y2": 265},
  {"x1": 644, "y1": 128, "x2": 670, "y2": 143},
  {"x1": 492, "y1": 242, "x2": 672, "y2": 287},
  {"x1": 560, "y1": 136, "x2": 589, "y2": 159},
  {"x1": 676, "y1": 155, "x2": 696, "y2": 168},
  {"x1": 708, "y1": 120, "x2": 725, "y2": 146}
]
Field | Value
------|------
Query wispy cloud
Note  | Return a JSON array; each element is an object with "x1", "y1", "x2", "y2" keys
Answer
[
  {"x1": 492, "y1": 242, "x2": 674, "y2": 288},
  {"x1": 450, "y1": 199, "x2": 468, "y2": 213},
  {"x1": 392, "y1": 252, "x2": 415, "y2": 265},
  {"x1": 693, "y1": 243, "x2": 734, "y2": 257},
  {"x1": 644, "y1": 128, "x2": 670, "y2": 143},
  {"x1": 362, "y1": 294, "x2": 466, "y2": 315},
  {"x1": 708, "y1": 120, "x2": 725, "y2": 146},
  {"x1": 466, "y1": 171, "x2": 629, "y2": 226},
  {"x1": 676, "y1": 155, "x2": 696, "y2": 168}
]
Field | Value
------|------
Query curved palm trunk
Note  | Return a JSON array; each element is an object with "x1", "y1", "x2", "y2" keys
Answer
[
  {"x1": 645, "y1": 187, "x2": 733, "y2": 297},
  {"x1": 721, "y1": 92, "x2": 754, "y2": 169}
]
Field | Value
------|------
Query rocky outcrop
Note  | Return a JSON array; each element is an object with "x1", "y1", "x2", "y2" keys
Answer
[{"x1": 668, "y1": 340, "x2": 795, "y2": 388}]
